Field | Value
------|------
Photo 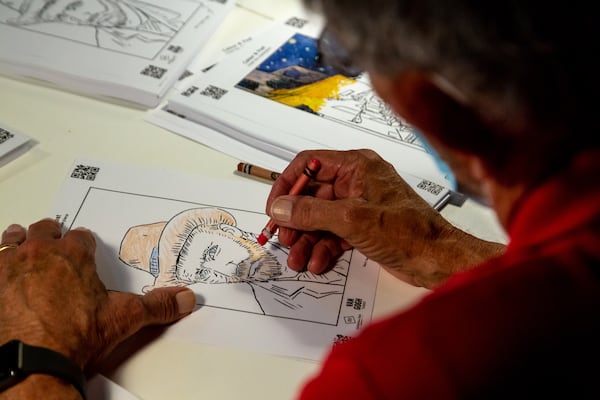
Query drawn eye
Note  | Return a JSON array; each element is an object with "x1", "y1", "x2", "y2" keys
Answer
[
  {"x1": 66, "y1": 1, "x2": 83, "y2": 11},
  {"x1": 203, "y1": 244, "x2": 219, "y2": 261},
  {"x1": 196, "y1": 268, "x2": 211, "y2": 281}
]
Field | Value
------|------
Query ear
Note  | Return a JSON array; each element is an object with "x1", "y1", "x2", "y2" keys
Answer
[
  {"x1": 370, "y1": 70, "x2": 493, "y2": 155},
  {"x1": 218, "y1": 223, "x2": 243, "y2": 237}
]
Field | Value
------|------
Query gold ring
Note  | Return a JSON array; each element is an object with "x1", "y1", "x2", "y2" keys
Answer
[{"x1": 0, "y1": 243, "x2": 19, "y2": 253}]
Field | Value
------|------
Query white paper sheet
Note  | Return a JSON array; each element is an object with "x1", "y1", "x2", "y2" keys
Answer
[
  {"x1": 0, "y1": 0, "x2": 235, "y2": 108},
  {"x1": 50, "y1": 158, "x2": 380, "y2": 361},
  {"x1": 0, "y1": 122, "x2": 32, "y2": 166},
  {"x1": 146, "y1": 105, "x2": 290, "y2": 172},
  {"x1": 144, "y1": 6, "x2": 290, "y2": 172},
  {"x1": 145, "y1": 15, "x2": 453, "y2": 209},
  {"x1": 164, "y1": 16, "x2": 456, "y2": 189},
  {"x1": 88, "y1": 374, "x2": 140, "y2": 400}
]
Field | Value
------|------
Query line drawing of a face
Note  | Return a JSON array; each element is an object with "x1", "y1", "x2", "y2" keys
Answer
[
  {"x1": 175, "y1": 222, "x2": 277, "y2": 284},
  {"x1": 119, "y1": 207, "x2": 290, "y2": 289},
  {"x1": 0, "y1": 0, "x2": 187, "y2": 54},
  {"x1": 118, "y1": 207, "x2": 349, "y2": 322},
  {"x1": 1, "y1": 0, "x2": 180, "y2": 28},
  {"x1": 52, "y1": 0, "x2": 112, "y2": 26}
]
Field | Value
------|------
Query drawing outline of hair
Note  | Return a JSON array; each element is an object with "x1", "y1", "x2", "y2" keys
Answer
[
  {"x1": 0, "y1": 0, "x2": 193, "y2": 54},
  {"x1": 118, "y1": 207, "x2": 350, "y2": 322}
]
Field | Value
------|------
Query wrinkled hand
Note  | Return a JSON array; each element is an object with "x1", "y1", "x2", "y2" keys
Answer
[
  {"x1": 266, "y1": 149, "x2": 504, "y2": 288},
  {"x1": 0, "y1": 219, "x2": 196, "y2": 370}
]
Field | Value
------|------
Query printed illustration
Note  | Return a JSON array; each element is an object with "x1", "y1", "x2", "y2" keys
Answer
[
  {"x1": 118, "y1": 206, "x2": 349, "y2": 325},
  {"x1": 235, "y1": 32, "x2": 425, "y2": 151},
  {"x1": 0, "y1": 0, "x2": 204, "y2": 58},
  {"x1": 55, "y1": 165, "x2": 379, "y2": 360}
]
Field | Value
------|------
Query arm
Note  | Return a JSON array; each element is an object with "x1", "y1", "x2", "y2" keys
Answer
[
  {"x1": 0, "y1": 219, "x2": 196, "y2": 399},
  {"x1": 266, "y1": 149, "x2": 505, "y2": 289}
]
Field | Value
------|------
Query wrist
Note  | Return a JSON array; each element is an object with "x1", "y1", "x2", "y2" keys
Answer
[
  {"x1": 0, "y1": 340, "x2": 87, "y2": 400},
  {"x1": 1, "y1": 374, "x2": 83, "y2": 400},
  {"x1": 0, "y1": 324, "x2": 85, "y2": 369},
  {"x1": 430, "y1": 225, "x2": 506, "y2": 285}
]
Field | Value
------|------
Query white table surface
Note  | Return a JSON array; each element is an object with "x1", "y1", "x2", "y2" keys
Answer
[{"x1": 0, "y1": 1, "x2": 507, "y2": 398}]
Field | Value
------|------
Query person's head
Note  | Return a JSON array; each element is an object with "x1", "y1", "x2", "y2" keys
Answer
[
  {"x1": 307, "y1": 1, "x2": 599, "y2": 203},
  {"x1": 156, "y1": 208, "x2": 284, "y2": 287}
]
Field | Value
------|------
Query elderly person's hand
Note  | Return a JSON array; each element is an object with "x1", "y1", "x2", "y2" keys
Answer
[
  {"x1": 266, "y1": 149, "x2": 505, "y2": 288},
  {"x1": 0, "y1": 219, "x2": 195, "y2": 399}
]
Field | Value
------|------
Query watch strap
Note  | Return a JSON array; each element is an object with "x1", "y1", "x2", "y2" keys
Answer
[{"x1": 0, "y1": 340, "x2": 87, "y2": 399}]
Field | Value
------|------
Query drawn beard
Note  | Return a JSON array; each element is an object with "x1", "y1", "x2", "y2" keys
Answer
[
  {"x1": 175, "y1": 228, "x2": 284, "y2": 285},
  {"x1": 234, "y1": 238, "x2": 284, "y2": 283}
]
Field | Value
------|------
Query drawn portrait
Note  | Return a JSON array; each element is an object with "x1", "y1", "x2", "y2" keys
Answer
[
  {"x1": 0, "y1": 0, "x2": 200, "y2": 57},
  {"x1": 118, "y1": 207, "x2": 350, "y2": 323}
]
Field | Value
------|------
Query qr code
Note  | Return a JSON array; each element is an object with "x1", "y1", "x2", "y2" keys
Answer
[
  {"x1": 200, "y1": 85, "x2": 227, "y2": 100},
  {"x1": 285, "y1": 17, "x2": 308, "y2": 28},
  {"x1": 417, "y1": 180, "x2": 444, "y2": 195},
  {"x1": 70, "y1": 165, "x2": 100, "y2": 181},
  {"x1": 0, "y1": 128, "x2": 14, "y2": 145},
  {"x1": 181, "y1": 85, "x2": 199, "y2": 97},
  {"x1": 141, "y1": 65, "x2": 167, "y2": 79},
  {"x1": 167, "y1": 45, "x2": 183, "y2": 54}
]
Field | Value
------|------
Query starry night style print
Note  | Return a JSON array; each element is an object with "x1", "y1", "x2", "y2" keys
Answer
[
  {"x1": 236, "y1": 33, "x2": 357, "y2": 114},
  {"x1": 256, "y1": 33, "x2": 338, "y2": 76}
]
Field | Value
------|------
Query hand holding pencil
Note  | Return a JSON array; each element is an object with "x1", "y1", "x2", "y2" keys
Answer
[
  {"x1": 263, "y1": 149, "x2": 467, "y2": 285},
  {"x1": 257, "y1": 158, "x2": 321, "y2": 245}
]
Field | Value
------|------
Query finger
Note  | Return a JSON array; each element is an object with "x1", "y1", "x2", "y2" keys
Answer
[
  {"x1": 26, "y1": 218, "x2": 62, "y2": 240},
  {"x1": 306, "y1": 234, "x2": 347, "y2": 274},
  {"x1": 62, "y1": 227, "x2": 97, "y2": 258},
  {"x1": 275, "y1": 226, "x2": 302, "y2": 248},
  {"x1": 142, "y1": 287, "x2": 197, "y2": 322},
  {"x1": 267, "y1": 157, "x2": 313, "y2": 207},
  {"x1": 286, "y1": 232, "x2": 321, "y2": 271},
  {"x1": 269, "y1": 195, "x2": 364, "y2": 240},
  {"x1": 1, "y1": 224, "x2": 26, "y2": 246},
  {"x1": 100, "y1": 287, "x2": 196, "y2": 342},
  {"x1": 266, "y1": 150, "x2": 341, "y2": 208},
  {"x1": 286, "y1": 231, "x2": 346, "y2": 274}
]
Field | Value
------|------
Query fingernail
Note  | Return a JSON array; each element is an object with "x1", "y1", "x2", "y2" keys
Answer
[
  {"x1": 271, "y1": 198, "x2": 293, "y2": 222},
  {"x1": 5, "y1": 224, "x2": 24, "y2": 233},
  {"x1": 176, "y1": 289, "x2": 196, "y2": 314}
]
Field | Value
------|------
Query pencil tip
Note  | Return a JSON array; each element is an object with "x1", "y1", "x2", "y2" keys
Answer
[{"x1": 257, "y1": 233, "x2": 268, "y2": 245}]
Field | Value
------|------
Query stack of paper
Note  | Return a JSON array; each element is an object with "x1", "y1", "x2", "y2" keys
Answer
[
  {"x1": 0, "y1": 0, "x2": 234, "y2": 108},
  {"x1": 0, "y1": 123, "x2": 32, "y2": 166},
  {"x1": 146, "y1": 15, "x2": 456, "y2": 208}
]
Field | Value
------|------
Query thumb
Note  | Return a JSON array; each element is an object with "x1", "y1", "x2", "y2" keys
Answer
[
  {"x1": 139, "y1": 287, "x2": 197, "y2": 323},
  {"x1": 269, "y1": 195, "x2": 363, "y2": 239},
  {"x1": 103, "y1": 287, "x2": 196, "y2": 336},
  {"x1": 90, "y1": 288, "x2": 195, "y2": 366}
]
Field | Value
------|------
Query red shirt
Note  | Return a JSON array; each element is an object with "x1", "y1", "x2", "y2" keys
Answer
[{"x1": 299, "y1": 150, "x2": 600, "y2": 399}]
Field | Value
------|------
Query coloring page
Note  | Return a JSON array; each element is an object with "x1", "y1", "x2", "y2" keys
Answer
[
  {"x1": 0, "y1": 122, "x2": 32, "y2": 165},
  {"x1": 165, "y1": 16, "x2": 456, "y2": 190},
  {"x1": 0, "y1": 0, "x2": 235, "y2": 107},
  {"x1": 50, "y1": 159, "x2": 380, "y2": 361}
]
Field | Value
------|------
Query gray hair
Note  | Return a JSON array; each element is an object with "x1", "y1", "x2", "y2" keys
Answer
[{"x1": 305, "y1": 0, "x2": 598, "y2": 154}]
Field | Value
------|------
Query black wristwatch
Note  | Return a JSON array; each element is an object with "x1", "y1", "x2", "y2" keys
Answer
[{"x1": 0, "y1": 340, "x2": 87, "y2": 399}]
